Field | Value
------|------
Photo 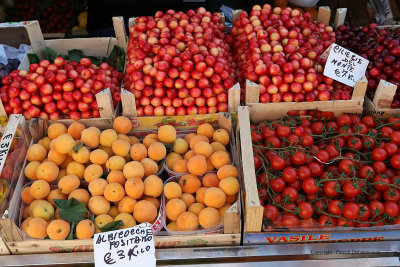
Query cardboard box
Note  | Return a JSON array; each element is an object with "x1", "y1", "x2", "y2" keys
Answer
[{"x1": 0, "y1": 113, "x2": 241, "y2": 254}]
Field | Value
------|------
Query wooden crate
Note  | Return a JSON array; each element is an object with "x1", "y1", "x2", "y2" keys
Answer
[
  {"x1": 363, "y1": 79, "x2": 400, "y2": 119},
  {"x1": 245, "y1": 77, "x2": 367, "y2": 122},
  {"x1": 0, "y1": 17, "x2": 128, "y2": 122},
  {"x1": 0, "y1": 113, "x2": 241, "y2": 255},
  {"x1": 238, "y1": 105, "x2": 400, "y2": 244},
  {"x1": 120, "y1": 83, "x2": 241, "y2": 117}
]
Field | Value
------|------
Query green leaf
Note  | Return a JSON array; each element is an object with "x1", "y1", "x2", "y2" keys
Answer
[
  {"x1": 43, "y1": 47, "x2": 58, "y2": 62},
  {"x1": 99, "y1": 220, "x2": 124, "y2": 232},
  {"x1": 53, "y1": 199, "x2": 68, "y2": 210},
  {"x1": 27, "y1": 53, "x2": 39, "y2": 64},
  {"x1": 57, "y1": 198, "x2": 87, "y2": 223},
  {"x1": 105, "y1": 46, "x2": 125, "y2": 72},
  {"x1": 66, "y1": 221, "x2": 77, "y2": 240},
  {"x1": 88, "y1": 56, "x2": 101, "y2": 66},
  {"x1": 73, "y1": 143, "x2": 85, "y2": 153},
  {"x1": 68, "y1": 49, "x2": 85, "y2": 62}
]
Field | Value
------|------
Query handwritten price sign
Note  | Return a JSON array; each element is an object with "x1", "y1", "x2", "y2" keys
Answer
[
  {"x1": 323, "y1": 44, "x2": 369, "y2": 87},
  {"x1": 94, "y1": 223, "x2": 156, "y2": 267}
]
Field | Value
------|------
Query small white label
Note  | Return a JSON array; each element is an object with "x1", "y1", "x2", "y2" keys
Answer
[
  {"x1": 0, "y1": 114, "x2": 23, "y2": 175},
  {"x1": 323, "y1": 44, "x2": 369, "y2": 87},
  {"x1": 93, "y1": 223, "x2": 156, "y2": 267}
]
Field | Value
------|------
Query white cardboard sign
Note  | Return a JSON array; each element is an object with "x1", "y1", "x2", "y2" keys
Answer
[
  {"x1": 323, "y1": 44, "x2": 369, "y2": 87},
  {"x1": 93, "y1": 223, "x2": 156, "y2": 267}
]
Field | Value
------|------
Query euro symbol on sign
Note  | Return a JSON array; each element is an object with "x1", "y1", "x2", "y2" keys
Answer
[{"x1": 104, "y1": 252, "x2": 116, "y2": 265}]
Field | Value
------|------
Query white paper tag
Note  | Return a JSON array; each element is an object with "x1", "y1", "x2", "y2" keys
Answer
[
  {"x1": 323, "y1": 44, "x2": 369, "y2": 87},
  {"x1": 0, "y1": 114, "x2": 23, "y2": 175},
  {"x1": 93, "y1": 223, "x2": 156, "y2": 267}
]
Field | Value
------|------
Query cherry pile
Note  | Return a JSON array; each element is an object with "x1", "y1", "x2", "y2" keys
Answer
[
  {"x1": 0, "y1": 58, "x2": 123, "y2": 120},
  {"x1": 336, "y1": 24, "x2": 400, "y2": 108},
  {"x1": 124, "y1": 8, "x2": 237, "y2": 116},
  {"x1": 230, "y1": 4, "x2": 352, "y2": 104},
  {"x1": 252, "y1": 114, "x2": 400, "y2": 230}
]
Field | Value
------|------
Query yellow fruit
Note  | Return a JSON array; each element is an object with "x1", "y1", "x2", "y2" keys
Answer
[
  {"x1": 104, "y1": 183, "x2": 125, "y2": 202},
  {"x1": 173, "y1": 159, "x2": 188, "y2": 173},
  {"x1": 48, "y1": 149, "x2": 67, "y2": 166},
  {"x1": 55, "y1": 134, "x2": 76, "y2": 154},
  {"x1": 24, "y1": 161, "x2": 41, "y2": 180},
  {"x1": 133, "y1": 200, "x2": 158, "y2": 223},
  {"x1": 88, "y1": 178, "x2": 108, "y2": 196},
  {"x1": 173, "y1": 138, "x2": 189, "y2": 154},
  {"x1": 167, "y1": 221, "x2": 177, "y2": 231},
  {"x1": 188, "y1": 203, "x2": 205, "y2": 216},
  {"x1": 213, "y1": 129, "x2": 229, "y2": 146},
  {"x1": 141, "y1": 158, "x2": 158, "y2": 177},
  {"x1": 76, "y1": 219, "x2": 95, "y2": 239},
  {"x1": 164, "y1": 182, "x2": 182, "y2": 199},
  {"x1": 105, "y1": 156, "x2": 126, "y2": 171},
  {"x1": 66, "y1": 161, "x2": 85, "y2": 179},
  {"x1": 143, "y1": 175, "x2": 163, "y2": 197},
  {"x1": 58, "y1": 175, "x2": 80, "y2": 194},
  {"x1": 187, "y1": 155, "x2": 207, "y2": 175},
  {"x1": 71, "y1": 146, "x2": 90, "y2": 164},
  {"x1": 30, "y1": 180, "x2": 50, "y2": 200},
  {"x1": 32, "y1": 200, "x2": 54, "y2": 220},
  {"x1": 48, "y1": 123, "x2": 67, "y2": 139},
  {"x1": 47, "y1": 219, "x2": 70, "y2": 240},
  {"x1": 210, "y1": 151, "x2": 231, "y2": 169},
  {"x1": 26, "y1": 218, "x2": 48, "y2": 238},
  {"x1": 108, "y1": 206, "x2": 119, "y2": 218},
  {"x1": 123, "y1": 161, "x2": 144, "y2": 179},
  {"x1": 158, "y1": 125, "x2": 176, "y2": 144},
  {"x1": 113, "y1": 116, "x2": 132, "y2": 134},
  {"x1": 176, "y1": 212, "x2": 198, "y2": 231},
  {"x1": 143, "y1": 135, "x2": 158, "y2": 148},
  {"x1": 166, "y1": 198, "x2": 186, "y2": 221},
  {"x1": 36, "y1": 161, "x2": 59, "y2": 182},
  {"x1": 199, "y1": 207, "x2": 221, "y2": 229},
  {"x1": 88, "y1": 196, "x2": 111, "y2": 215},
  {"x1": 21, "y1": 187, "x2": 35, "y2": 204},
  {"x1": 180, "y1": 193, "x2": 195, "y2": 208},
  {"x1": 219, "y1": 177, "x2": 239, "y2": 195},
  {"x1": 111, "y1": 139, "x2": 130, "y2": 157},
  {"x1": 47, "y1": 189, "x2": 67, "y2": 207},
  {"x1": 99, "y1": 146, "x2": 114, "y2": 157},
  {"x1": 166, "y1": 152, "x2": 183, "y2": 170},
  {"x1": 27, "y1": 144, "x2": 47, "y2": 162},
  {"x1": 100, "y1": 129, "x2": 118, "y2": 147},
  {"x1": 68, "y1": 122, "x2": 85, "y2": 140},
  {"x1": 217, "y1": 165, "x2": 238, "y2": 180},
  {"x1": 125, "y1": 177, "x2": 144, "y2": 199},
  {"x1": 84, "y1": 164, "x2": 103, "y2": 183},
  {"x1": 193, "y1": 141, "x2": 212, "y2": 158},
  {"x1": 81, "y1": 127, "x2": 100, "y2": 149},
  {"x1": 210, "y1": 142, "x2": 226, "y2": 153},
  {"x1": 90, "y1": 149, "x2": 109, "y2": 165},
  {"x1": 204, "y1": 187, "x2": 226, "y2": 208},
  {"x1": 38, "y1": 137, "x2": 51, "y2": 152},
  {"x1": 143, "y1": 196, "x2": 160, "y2": 210},
  {"x1": 107, "y1": 170, "x2": 126, "y2": 186},
  {"x1": 148, "y1": 142, "x2": 166, "y2": 161},
  {"x1": 130, "y1": 143, "x2": 147, "y2": 161},
  {"x1": 197, "y1": 123, "x2": 214, "y2": 139},
  {"x1": 190, "y1": 135, "x2": 209, "y2": 150},
  {"x1": 118, "y1": 196, "x2": 137, "y2": 213}
]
